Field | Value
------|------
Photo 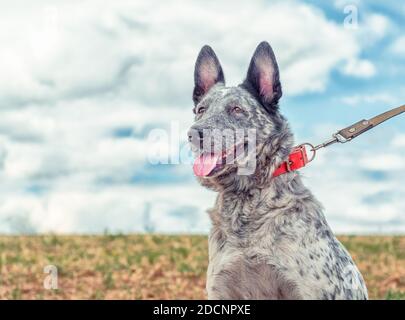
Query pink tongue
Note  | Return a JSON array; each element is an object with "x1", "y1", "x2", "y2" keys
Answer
[{"x1": 193, "y1": 153, "x2": 221, "y2": 177}]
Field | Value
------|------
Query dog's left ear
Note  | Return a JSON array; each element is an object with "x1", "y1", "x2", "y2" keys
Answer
[
  {"x1": 193, "y1": 45, "x2": 225, "y2": 106},
  {"x1": 244, "y1": 41, "x2": 282, "y2": 112}
]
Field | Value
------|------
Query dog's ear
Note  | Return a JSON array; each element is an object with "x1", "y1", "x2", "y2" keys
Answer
[
  {"x1": 193, "y1": 45, "x2": 225, "y2": 106},
  {"x1": 244, "y1": 41, "x2": 282, "y2": 112}
]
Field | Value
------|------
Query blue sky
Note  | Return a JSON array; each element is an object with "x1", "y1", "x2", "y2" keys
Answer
[{"x1": 0, "y1": 0, "x2": 404, "y2": 234}]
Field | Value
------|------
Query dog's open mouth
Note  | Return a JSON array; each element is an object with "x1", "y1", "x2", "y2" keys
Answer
[
  {"x1": 193, "y1": 143, "x2": 246, "y2": 177},
  {"x1": 193, "y1": 152, "x2": 222, "y2": 177}
]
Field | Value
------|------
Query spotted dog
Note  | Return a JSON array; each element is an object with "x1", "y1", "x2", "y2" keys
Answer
[{"x1": 188, "y1": 42, "x2": 368, "y2": 300}]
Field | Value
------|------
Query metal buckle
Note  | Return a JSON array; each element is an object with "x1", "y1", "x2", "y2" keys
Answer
[
  {"x1": 333, "y1": 133, "x2": 351, "y2": 143},
  {"x1": 304, "y1": 143, "x2": 316, "y2": 162},
  {"x1": 286, "y1": 160, "x2": 293, "y2": 172},
  {"x1": 297, "y1": 143, "x2": 316, "y2": 163}
]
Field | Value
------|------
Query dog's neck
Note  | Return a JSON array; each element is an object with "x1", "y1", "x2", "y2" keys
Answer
[
  {"x1": 216, "y1": 133, "x2": 295, "y2": 194},
  {"x1": 210, "y1": 171, "x2": 316, "y2": 241}
]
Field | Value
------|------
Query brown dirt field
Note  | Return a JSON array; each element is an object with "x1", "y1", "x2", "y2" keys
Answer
[{"x1": 0, "y1": 234, "x2": 404, "y2": 299}]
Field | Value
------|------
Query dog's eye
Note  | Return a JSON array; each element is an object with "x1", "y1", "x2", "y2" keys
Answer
[
  {"x1": 197, "y1": 107, "x2": 206, "y2": 114},
  {"x1": 231, "y1": 106, "x2": 243, "y2": 114}
]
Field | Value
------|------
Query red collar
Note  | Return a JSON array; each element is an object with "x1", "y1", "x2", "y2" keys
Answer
[{"x1": 272, "y1": 144, "x2": 311, "y2": 177}]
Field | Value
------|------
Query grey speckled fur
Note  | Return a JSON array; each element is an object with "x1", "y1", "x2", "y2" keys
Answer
[{"x1": 188, "y1": 42, "x2": 368, "y2": 300}]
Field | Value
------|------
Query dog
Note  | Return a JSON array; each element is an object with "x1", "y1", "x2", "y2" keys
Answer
[{"x1": 188, "y1": 42, "x2": 368, "y2": 300}]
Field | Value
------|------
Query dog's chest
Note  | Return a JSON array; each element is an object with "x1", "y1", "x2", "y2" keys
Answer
[
  {"x1": 206, "y1": 244, "x2": 285, "y2": 299},
  {"x1": 207, "y1": 194, "x2": 335, "y2": 299},
  {"x1": 206, "y1": 222, "x2": 305, "y2": 299}
]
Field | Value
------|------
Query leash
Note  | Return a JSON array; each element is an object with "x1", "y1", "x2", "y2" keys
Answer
[{"x1": 273, "y1": 104, "x2": 405, "y2": 177}]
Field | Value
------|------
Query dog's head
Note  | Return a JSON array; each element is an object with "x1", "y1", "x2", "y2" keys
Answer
[{"x1": 188, "y1": 42, "x2": 294, "y2": 191}]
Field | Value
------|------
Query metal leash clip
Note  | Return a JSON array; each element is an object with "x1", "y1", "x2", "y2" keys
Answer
[{"x1": 300, "y1": 132, "x2": 350, "y2": 164}]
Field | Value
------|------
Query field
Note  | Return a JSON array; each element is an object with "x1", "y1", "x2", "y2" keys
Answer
[{"x1": 0, "y1": 235, "x2": 404, "y2": 300}]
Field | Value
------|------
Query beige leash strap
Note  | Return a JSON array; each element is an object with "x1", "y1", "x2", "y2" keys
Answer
[
  {"x1": 308, "y1": 104, "x2": 405, "y2": 154},
  {"x1": 337, "y1": 104, "x2": 405, "y2": 141}
]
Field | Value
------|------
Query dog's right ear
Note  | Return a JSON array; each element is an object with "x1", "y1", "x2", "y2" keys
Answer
[{"x1": 193, "y1": 45, "x2": 225, "y2": 107}]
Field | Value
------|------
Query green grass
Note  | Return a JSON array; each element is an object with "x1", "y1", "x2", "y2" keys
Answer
[{"x1": 385, "y1": 290, "x2": 405, "y2": 300}]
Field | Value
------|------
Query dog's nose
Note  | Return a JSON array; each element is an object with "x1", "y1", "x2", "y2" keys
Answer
[{"x1": 187, "y1": 128, "x2": 203, "y2": 142}]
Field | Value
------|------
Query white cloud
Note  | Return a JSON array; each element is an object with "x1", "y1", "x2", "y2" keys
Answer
[
  {"x1": 334, "y1": 0, "x2": 361, "y2": 9},
  {"x1": 391, "y1": 134, "x2": 405, "y2": 147},
  {"x1": 0, "y1": 183, "x2": 214, "y2": 234},
  {"x1": 360, "y1": 13, "x2": 391, "y2": 43},
  {"x1": 389, "y1": 36, "x2": 405, "y2": 56},
  {"x1": 359, "y1": 154, "x2": 405, "y2": 171},
  {"x1": 0, "y1": 0, "x2": 372, "y2": 105},
  {"x1": 341, "y1": 58, "x2": 376, "y2": 78},
  {"x1": 340, "y1": 93, "x2": 396, "y2": 106}
]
